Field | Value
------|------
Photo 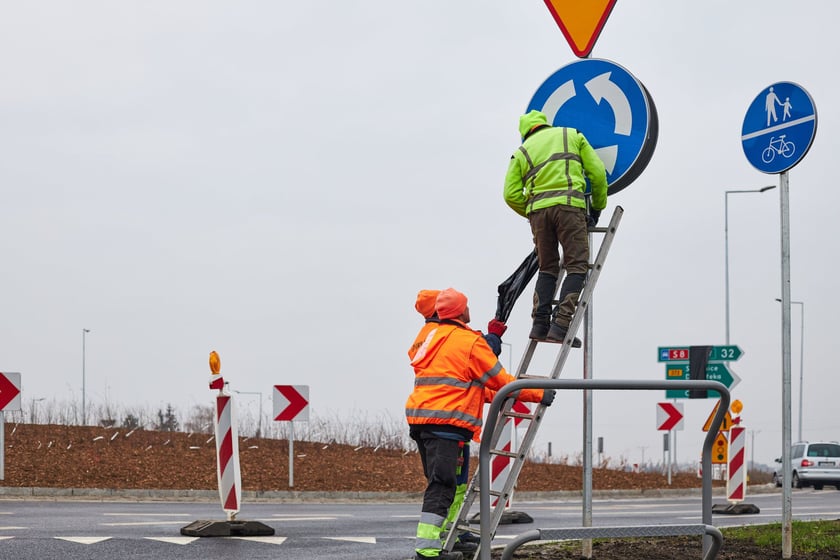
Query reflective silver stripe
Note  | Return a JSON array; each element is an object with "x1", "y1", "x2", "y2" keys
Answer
[
  {"x1": 519, "y1": 128, "x2": 584, "y2": 213},
  {"x1": 530, "y1": 188, "x2": 586, "y2": 204},
  {"x1": 405, "y1": 407, "x2": 482, "y2": 429},
  {"x1": 476, "y1": 360, "x2": 503, "y2": 385},
  {"x1": 414, "y1": 376, "x2": 477, "y2": 390},
  {"x1": 416, "y1": 539, "x2": 442, "y2": 553},
  {"x1": 522, "y1": 152, "x2": 582, "y2": 184},
  {"x1": 419, "y1": 512, "x2": 446, "y2": 526},
  {"x1": 416, "y1": 511, "x2": 446, "y2": 555}
]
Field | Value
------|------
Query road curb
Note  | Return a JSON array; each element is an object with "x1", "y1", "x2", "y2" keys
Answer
[{"x1": 0, "y1": 484, "x2": 780, "y2": 503}]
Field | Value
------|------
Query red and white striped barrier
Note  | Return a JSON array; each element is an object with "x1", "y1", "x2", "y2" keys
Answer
[
  {"x1": 490, "y1": 401, "x2": 531, "y2": 507},
  {"x1": 209, "y1": 352, "x2": 242, "y2": 521},
  {"x1": 726, "y1": 425, "x2": 746, "y2": 503}
]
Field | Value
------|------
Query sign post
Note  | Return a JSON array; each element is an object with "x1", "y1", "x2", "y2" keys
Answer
[
  {"x1": 742, "y1": 82, "x2": 817, "y2": 557},
  {"x1": 274, "y1": 385, "x2": 310, "y2": 488},
  {"x1": 656, "y1": 402, "x2": 683, "y2": 485}
]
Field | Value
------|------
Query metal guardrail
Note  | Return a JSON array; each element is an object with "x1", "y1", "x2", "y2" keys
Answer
[
  {"x1": 501, "y1": 524, "x2": 724, "y2": 560},
  {"x1": 479, "y1": 379, "x2": 730, "y2": 560}
]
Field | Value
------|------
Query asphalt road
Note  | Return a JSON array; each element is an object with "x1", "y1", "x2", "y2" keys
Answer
[{"x1": 1, "y1": 488, "x2": 838, "y2": 559}]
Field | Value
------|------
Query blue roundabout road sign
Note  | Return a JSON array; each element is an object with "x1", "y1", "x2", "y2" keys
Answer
[
  {"x1": 526, "y1": 58, "x2": 658, "y2": 195},
  {"x1": 741, "y1": 81, "x2": 817, "y2": 174}
]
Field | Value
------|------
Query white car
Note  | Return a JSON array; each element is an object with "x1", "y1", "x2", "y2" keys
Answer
[{"x1": 773, "y1": 441, "x2": 840, "y2": 490}]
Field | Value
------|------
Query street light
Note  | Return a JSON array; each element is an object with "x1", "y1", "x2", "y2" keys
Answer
[
  {"x1": 30, "y1": 397, "x2": 46, "y2": 424},
  {"x1": 776, "y1": 298, "x2": 804, "y2": 441},
  {"x1": 81, "y1": 328, "x2": 90, "y2": 425},
  {"x1": 235, "y1": 390, "x2": 263, "y2": 438},
  {"x1": 724, "y1": 185, "x2": 776, "y2": 344}
]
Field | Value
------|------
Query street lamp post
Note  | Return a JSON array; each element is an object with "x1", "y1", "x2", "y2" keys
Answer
[
  {"x1": 81, "y1": 328, "x2": 90, "y2": 425},
  {"x1": 235, "y1": 390, "x2": 263, "y2": 438},
  {"x1": 776, "y1": 298, "x2": 804, "y2": 441},
  {"x1": 31, "y1": 397, "x2": 46, "y2": 424},
  {"x1": 724, "y1": 186, "x2": 776, "y2": 344}
]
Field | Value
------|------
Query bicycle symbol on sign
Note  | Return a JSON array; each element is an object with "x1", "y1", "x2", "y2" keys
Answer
[{"x1": 761, "y1": 134, "x2": 796, "y2": 163}]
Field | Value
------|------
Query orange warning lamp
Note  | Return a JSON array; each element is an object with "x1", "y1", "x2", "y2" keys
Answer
[
  {"x1": 209, "y1": 351, "x2": 221, "y2": 375},
  {"x1": 731, "y1": 399, "x2": 743, "y2": 414}
]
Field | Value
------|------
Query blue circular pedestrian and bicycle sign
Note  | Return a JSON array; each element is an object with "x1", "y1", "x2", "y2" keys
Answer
[
  {"x1": 526, "y1": 58, "x2": 658, "y2": 195},
  {"x1": 741, "y1": 81, "x2": 817, "y2": 174}
]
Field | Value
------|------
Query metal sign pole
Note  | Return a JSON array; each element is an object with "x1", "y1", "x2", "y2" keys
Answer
[
  {"x1": 581, "y1": 232, "x2": 594, "y2": 559},
  {"x1": 289, "y1": 421, "x2": 295, "y2": 488},
  {"x1": 779, "y1": 172, "x2": 793, "y2": 558},
  {"x1": 0, "y1": 413, "x2": 4, "y2": 480}
]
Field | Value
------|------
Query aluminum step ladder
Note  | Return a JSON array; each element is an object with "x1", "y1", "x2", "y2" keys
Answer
[{"x1": 442, "y1": 206, "x2": 624, "y2": 557}]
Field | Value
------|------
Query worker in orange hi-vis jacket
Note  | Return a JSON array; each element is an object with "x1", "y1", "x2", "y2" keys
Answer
[
  {"x1": 405, "y1": 288, "x2": 556, "y2": 560},
  {"x1": 407, "y1": 289, "x2": 507, "y2": 553}
]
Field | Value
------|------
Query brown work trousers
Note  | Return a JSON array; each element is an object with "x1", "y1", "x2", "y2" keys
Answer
[{"x1": 529, "y1": 204, "x2": 589, "y2": 278}]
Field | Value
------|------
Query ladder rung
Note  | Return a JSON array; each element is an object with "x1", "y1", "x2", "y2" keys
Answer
[
  {"x1": 504, "y1": 410, "x2": 536, "y2": 421},
  {"x1": 473, "y1": 485, "x2": 503, "y2": 498},
  {"x1": 517, "y1": 373, "x2": 549, "y2": 380},
  {"x1": 490, "y1": 449, "x2": 518, "y2": 459}
]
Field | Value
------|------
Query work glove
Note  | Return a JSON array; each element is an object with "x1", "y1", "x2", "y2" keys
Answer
[
  {"x1": 587, "y1": 208, "x2": 601, "y2": 228},
  {"x1": 540, "y1": 389, "x2": 556, "y2": 407},
  {"x1": 487, "y1": 319, "x2": 507, "y2": 337}
]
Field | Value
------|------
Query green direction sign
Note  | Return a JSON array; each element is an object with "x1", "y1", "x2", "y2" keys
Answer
[
  {"x1": 708, "y1": 345, "x2": 743, "y2": 361},
  {"x1": 658, "y1": 345, "x2": 743, "y2": 362},
  {"x1": 664, "y1": 363, "x2": 741, "y2": 399}
]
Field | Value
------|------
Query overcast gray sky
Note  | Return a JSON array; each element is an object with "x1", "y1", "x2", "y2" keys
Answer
[{"x1": 1, "y1": 1, "x2": 836, "y2": 470}]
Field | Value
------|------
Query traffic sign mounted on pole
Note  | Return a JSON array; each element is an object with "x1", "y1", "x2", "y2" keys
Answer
[
  {"x1": 656, "y1": 402, "x2": 684, "y2": 431},
  {"x1": 526, "y1": 58, "x2": 658, "y2": 195},
  {"x1": 702, "y1": 400, "x2": 736, "y2": 433},
  {"x1": 665, "y1": 363, "x2": 741, "y2": 399},
  {"x1": 273, "y1": 385, "x2": 309, "y2": 422},
  {"x1": 741, "y1": 81, "x2": 817, "y2": 174},
  {"x1": 659, "y1": 345, "x2": 743, "y2": 362},
  {"x1": 0, "y1": 372, "x2": 21, "y2": 411},
  {"x1": 543, "y1": 0, "x2": 617, "y2": 58}
]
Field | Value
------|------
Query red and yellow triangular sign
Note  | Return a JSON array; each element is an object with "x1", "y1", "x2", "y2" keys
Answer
[{"x1": 543, "y1": 0, "x2": 617, "y2": 58}]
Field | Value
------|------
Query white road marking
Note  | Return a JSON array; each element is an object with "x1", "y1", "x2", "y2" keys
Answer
[
  {"x1": 102, "y1": 512, "x2": 190, "y2": 517},
  {"x1": 324, "y1": 536, "x2": 377, "y2": 544},
  {"x1": 145, "y1": 536, "x2": 198, "y2": 545},
  {"x1": 101, "y1": 521, "x2": 188, "y2": 526},
  {"x1": 230, "y1": 536, "x2": 288, "y2": 544},
  {"x1": 55, "y1": 537, "x2": 112, "y2": 544}
]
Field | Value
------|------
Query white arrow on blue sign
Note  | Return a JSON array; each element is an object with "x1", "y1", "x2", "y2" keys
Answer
[
  {"x1": 526, "y1": 58, "x2": 658, "y2": 195},
  {"x1": 741, "y1": 81, "x2": 817, "y2": 174}
]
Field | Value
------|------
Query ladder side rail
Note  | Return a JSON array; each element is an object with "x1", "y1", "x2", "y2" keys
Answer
[
  {"x1": 544, "y1": 207, "x2": 623, "y2": 380},
  {"x1": 486, "y1": 404, "x2": 549, "y2": 531}
]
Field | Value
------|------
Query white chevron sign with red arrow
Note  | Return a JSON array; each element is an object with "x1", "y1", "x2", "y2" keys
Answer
[
  {"x1": 273, "y1": 385, "x2": 309, "y2": 422},
  {"x1": 0, "y1": 372, "x2": 21, "y2": 411},
  {"x1": 656, "y1": 402, "x2": 684, "y2": 431}
]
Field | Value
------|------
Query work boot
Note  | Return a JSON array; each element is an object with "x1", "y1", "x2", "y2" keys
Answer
[
  {"x1": 529, "y1": 272, "x2": 557, "y2": 340},
  {"x1": 452, "y1": 539, "x2": 478, "y2": 553},
  {"x1": 457, "y1": 532, "x2": 480, "y2": 544},
  {"x1": 415, "y1": 551, "x2": 463, "y2": 560},
  {"x1": 545, "y1": 322, "x2": 582, "y2": 347}
]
